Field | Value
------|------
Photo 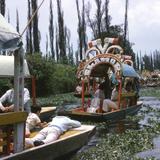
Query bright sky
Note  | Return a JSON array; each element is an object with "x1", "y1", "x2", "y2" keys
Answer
[{"x1": 5, "y1": 0, "x2": 160, "y2": 55}]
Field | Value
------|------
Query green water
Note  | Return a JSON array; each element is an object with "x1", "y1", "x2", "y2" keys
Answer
[{"x1": 69, "y1": 87, "x2": 160, "y2": 160}]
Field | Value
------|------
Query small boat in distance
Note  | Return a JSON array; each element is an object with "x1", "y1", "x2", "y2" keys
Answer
[{"x1": 58, "y1": 37, "x2": 143, "y2": 121}]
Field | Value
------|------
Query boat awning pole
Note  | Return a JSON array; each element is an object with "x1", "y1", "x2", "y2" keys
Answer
[
  {"x1": 13, "y1": 47, "x2": 25, "y2": 153},
  {"x1": 81, "y1": 79, "x2": 85, "y2": 111},
  {"x1": 118, "y1": 79, "x2": 122, "y2": 109},
  {"x1": 32, "y1": 76, "x2": 36, "y2": 106}
]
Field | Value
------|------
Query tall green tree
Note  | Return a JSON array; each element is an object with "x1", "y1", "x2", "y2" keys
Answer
[
  {"x1": 150, "y1": 52, "x2": 154, "y2": 71},
  {"x1": 136, "y1": 52, "x2": 140, "y2": 71},
  {"x1": 86, "y1": 0, "x2": 104, "y2": 39},
  {"x1": 104, "y1": 0, "x2": 110, "y2": 33},
  {"x1": 65, "y1": 26, "x2": 74, "y2": 65},
  {"x1": 7, "y1": 9, "x2": 10, "y2": 22},
  {"x1": 81, "y1": 0, "x2": 87, "y2": 52},
  {"x1": 76, "y1": 0, "x2": 87, "y2": 60},
  {"x1": 143, "y1": 54, "x2": 152, "y2": 71},
  {"x1": 140, "y1": 51, "x2": 143, "y2": 72},
  {"x1": 49, "y1": 0, "x2": 55, "y2": 60},
  {"x1": 16, "y1": 9, "x2": 19, "y2": 33},
  {"x1": 31, "y1": 0, "x2": 40, "y2": 53},
  {"x1": 26, "y1": 0, "x2": 33, "y2": 54},
  {"x1": 45, "y1": 34, "x2": 49, "y2": 56},
  {"x1": 55, "y1": 24, "x2": 59, "y2": 62},
  {"x1": 95, "y1": 0, "x2": 104, "y2": 39},
  {"x1": 57, "y1": 0, "x2": 66, "y2": 63},
  {"x1": 0, "y1": 0, "x2": 5, "y2": 16}
]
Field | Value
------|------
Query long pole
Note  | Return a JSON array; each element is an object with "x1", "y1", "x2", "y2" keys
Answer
[
  {"x1": 21, "y1": 0, "x2": 46, "y2": 37},
  {"x1": 123, "y1": 0, "x2": 129, "y2": 50}
]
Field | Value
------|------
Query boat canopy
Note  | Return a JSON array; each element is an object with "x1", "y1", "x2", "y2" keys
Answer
[
  {"x1": 122, "y1": 64, "x2": 139, "y2": 78},
  {"x1": 0, "y1": 55, "x2": 30, "y2": 77},
  {"x1": 0, "y1": 13, "x2": 21, "y2": 51}
]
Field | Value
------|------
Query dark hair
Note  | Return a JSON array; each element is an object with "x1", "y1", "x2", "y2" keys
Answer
[
  {"x1": 10, "y1": 79, "x2": 14, "y2": 85},
  {"x1": 31, "y1": 106, "x2": 42, "y2": 113},
  {"x1": 99, "y1": 83, "x2": 104, "y2": 90}
]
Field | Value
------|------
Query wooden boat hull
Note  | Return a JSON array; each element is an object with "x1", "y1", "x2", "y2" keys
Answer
[
  {"x1": 1, "y1": 125, "x2": 95, "y2": 160},
  {"x1": 40, "y1": 106, "x2": 56, "y2": 122},
  {"x1": 58, "y1": 101, "x2": 143, "y2": 122}
]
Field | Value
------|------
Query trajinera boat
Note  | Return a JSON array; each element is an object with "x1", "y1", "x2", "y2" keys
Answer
[
  {"x1": 58, "y1": 37, "x2": 143, "y2": 121},
  {"x1": 0, "y1": 13, "x2": 95, "y2": 159}
]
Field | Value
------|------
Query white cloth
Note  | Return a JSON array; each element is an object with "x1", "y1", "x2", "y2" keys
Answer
[
  {"x1": 111, "y1": 88, "x2": 118, "y2": 101},
  {"x1": 0, "y1": 88, "x2": 31, "y2": 112},
  {"x1": 94, "y1": 89, "x2": 105, "y2": 99},
  {"x1": 48, "y1": 116, "x2": 81, "y2": 133},
  {"x1": 26, "y1": 113, "x2": 41, "y2": 133},
  {"x1": 88, "y1": 89, "x2": 105, "y2": 113},
  {"x1": 103, "y1": 99, "x2": 118, "y2": 112},
  {"x1": 26, "y1": 116, "x2": 81, "y2": 145},
  {"x1": 75, "y1": 85, "x2": 82, "y2": 94}
]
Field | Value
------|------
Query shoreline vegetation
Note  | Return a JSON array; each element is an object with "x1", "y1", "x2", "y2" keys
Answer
[{"x1": 35, "y1": 87, "x2": 160, "y2": 160}]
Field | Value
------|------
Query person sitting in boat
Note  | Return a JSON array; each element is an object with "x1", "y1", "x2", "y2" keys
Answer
[
  {"x1": 25, "y1": 106, "x2": 47, "y2": 138},
  {"x1": 75, "y1": 82, "x2": 82, "y2": 94},
  {"x1": 101, "y1": 74, "x2": 112, "y2": 99},
  {"x1": 87, "y1": 83, "x2": 118, "y2": 113},
  {"x1": 0, "y1": 79, "x2": 31, "y2": 113},
  {"x1": 25, "y1": 116, "x2": 81, "y2": 148},
  {"x1": 124, "y1": 79, "x2": 137, "y2": 106},
  {"x1": 102, "y1": 84, "x2": 118, "y2": 112}
]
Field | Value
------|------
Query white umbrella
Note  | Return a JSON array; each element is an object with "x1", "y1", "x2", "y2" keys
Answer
[{"x1": 0, "y1": 13, "x2": 21, "y2": 51}]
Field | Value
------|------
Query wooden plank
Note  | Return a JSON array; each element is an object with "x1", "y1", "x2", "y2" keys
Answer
[
  {"x1": 40, "y1": 107, "x2": 56, "y2": 114},
  {"x1": 121, "y1": 92, "x2": 136, "y2": 98},
  {"x1": 0, "y1": 141, "x2": 7, "y2": 146},
  {"x1": 0, "y1": 112, "x2": 28, "y2": 125}
]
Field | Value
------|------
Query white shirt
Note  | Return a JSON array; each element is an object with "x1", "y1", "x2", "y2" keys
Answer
[
  {"x1": 111, "y1": 88, "x2": 118, "y2": 101},
  {"x1": 75, "y1": 85, "x2": 82, "y2": 94},
  {"x1": 0, "y1": 88, "x2": 30, "y2": 110},
  {"x1": 26, "y1": 113, "x2": 41, "y2": 130},
  {"x1": 48, "y1": 116, "x2": 81, "y2": 134},
  {"x1": 90, "y1": 89, "x2": 105, "y2": 108}
]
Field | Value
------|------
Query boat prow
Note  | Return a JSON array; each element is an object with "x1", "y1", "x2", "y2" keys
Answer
[{"x1": 1, "y1": 125, "x2": 95, "y2": 160}]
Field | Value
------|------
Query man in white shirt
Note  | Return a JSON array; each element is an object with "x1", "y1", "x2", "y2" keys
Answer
[
  {"x1": 25, "y1": 116, "x2": 81, "y2": 148},
  {"x1": 0, "y1": 79, "x2": 31, "y2": 113}
]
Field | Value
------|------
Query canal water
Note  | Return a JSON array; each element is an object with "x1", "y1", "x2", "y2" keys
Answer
[{"x1": 60, "y1": 96, "x2": 160, "y2": 160}]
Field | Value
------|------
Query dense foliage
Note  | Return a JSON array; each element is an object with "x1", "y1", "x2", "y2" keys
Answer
[
  {"x1": 0, "y1": 54, "x2": 77, "y2": 97},
  {"x1": 26, "y1": 53, "x2": 77, "y2": 97}
]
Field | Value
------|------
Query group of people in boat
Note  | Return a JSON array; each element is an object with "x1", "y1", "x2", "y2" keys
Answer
[
  {"x1": 24, "y1": 105, "x2": 81, "y2": 148},
  {"x1": 0, "y1": 79, "x2": 81, "y2": 149},
  {"x1": 75, "y1": 75, "x2": 139, "y2": 113},
  {"x1": 0, "y1": 75, "x2": 139, "y2": 150}
]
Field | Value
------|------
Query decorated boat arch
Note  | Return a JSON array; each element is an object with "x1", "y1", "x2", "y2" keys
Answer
[{"x1": 58, "y1": 37, "x2": 142, "y2": 121}]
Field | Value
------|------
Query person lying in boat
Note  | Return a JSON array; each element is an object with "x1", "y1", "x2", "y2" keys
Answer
[
  {"x1": 25, "y1": 106, "x2": 47, "y2": 138},
  {"x1": 87, "y1": 83, "x2": 118, "y2": 113},
  {"x1": 25, "y1": 116, "x2": 81, "y2": 148},
  {"x1": 0, "y1": 79, "x2": 31, "y2": 113}
]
